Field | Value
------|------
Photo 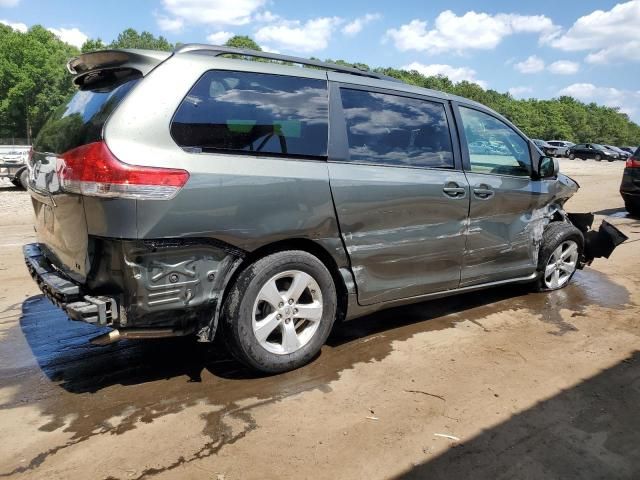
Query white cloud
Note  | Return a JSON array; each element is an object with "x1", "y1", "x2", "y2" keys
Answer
[
  {"x1": 161, "y1": 0, "x2": 267, "y2": 26},
  {"x1": 402, "y1": 62, "x2": 487, "y2": 88},
  {"x1": 254, "y1": 11, "x2": 280, "y2": 23},
  {"x1": 0, "y1": 0, "x2": 21, "y2": 7},
  {"x1": 558, "y1": 83, "x2": 640, "y2": 119},
  {"x1": 47, "y1": 27, "x2": 88, "y2": 48},
  {"x1": 551, "y1": 1, "x2": 640, "y2": 64},
  {"x1": 585, "y1": 42, "x2": 640, "y2": 64},
  {"x1": 156, "y1": 15, "x2": 184, "y2": 33},
  {"x1": 206, "y1": 31, "x2": 234, "y2": 44},
  {"x1": 514, "y1": 55, "x2": 545, "y2": 73},
  {"x1": 548, "y1": 60, "x2": 579, "y2": 75},
  {"x1": 508, "y1": 86, "x2": 533, "y2": 97},
  {"x1": 0, "y1": 18, "x2": 26, "y2": 32},
  {"x1": 260, "y1": 45, "x2": 280, "y2": 54},
  {"x1": 342, "y1": 13, "x2": 381, "y2": 36},
  {"x1": 385, "y1": 10, "x2": 559, "y2": 53},
  {"x1": 255, "y1": 16, "x2": 342, "y2": 53}
]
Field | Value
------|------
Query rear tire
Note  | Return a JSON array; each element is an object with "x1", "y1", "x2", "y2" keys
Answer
[
  {"x1": 533, "y1": 222, "x2": 584, "y2": 292},
  {"x1": 222, "y1": 250, "x2": 337, "y2": 374},
  {"x1": 625, "y1": 202, "x2": 640, "y2": 218}
]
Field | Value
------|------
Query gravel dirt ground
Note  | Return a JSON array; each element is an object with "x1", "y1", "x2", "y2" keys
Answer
[{"x1": 0, "y1": 159, "x2": 638, "y2": 480}]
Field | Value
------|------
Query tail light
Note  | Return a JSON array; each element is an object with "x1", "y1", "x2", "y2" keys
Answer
[
  {"x1": 57, "y1": 142, "x2": 189, "y2": 200},
  {"x1": 626, "y1": 156, "x2": 640, "y2": 168}
]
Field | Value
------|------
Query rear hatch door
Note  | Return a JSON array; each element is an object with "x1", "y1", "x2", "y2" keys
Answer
[{"x1": 29, "y1": 65, "x2": 146, "y2": 283}]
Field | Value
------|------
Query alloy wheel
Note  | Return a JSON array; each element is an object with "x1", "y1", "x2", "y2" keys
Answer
[
  {"x1": 544, "y1": 240, "x2": 579, "y2": 289},
  {"x1": 252, "y1": 270, "x2": 323, "y2": 355}
]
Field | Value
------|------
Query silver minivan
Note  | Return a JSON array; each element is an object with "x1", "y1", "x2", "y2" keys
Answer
[{"x1": 23, "y1": 45, "x2": 625, "y2": 373}]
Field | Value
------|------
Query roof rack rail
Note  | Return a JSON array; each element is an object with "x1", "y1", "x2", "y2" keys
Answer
[{"x1": 174, "y1": 44, "x2": 401, "y2": 82}]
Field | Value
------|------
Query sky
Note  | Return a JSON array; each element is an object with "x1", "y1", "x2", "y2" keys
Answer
[{"x1": 2, "y1": 0, "x2": 640, "y2": 122}]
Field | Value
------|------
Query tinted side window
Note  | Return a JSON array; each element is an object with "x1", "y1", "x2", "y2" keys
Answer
[
  {"x1": 171, "y1": 71, "x2": 328, "y2": 158},
  {"x1": 459, "y1": 107, "x2": 531, "y2": 177},
  {"x1": 340, "y1": 88, "x2": 454, "y2": 168}
]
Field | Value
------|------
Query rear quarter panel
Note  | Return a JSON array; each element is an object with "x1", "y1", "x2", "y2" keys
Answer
[{"x1": 103, "y1": 55, "x2": 347, "y2": 267}]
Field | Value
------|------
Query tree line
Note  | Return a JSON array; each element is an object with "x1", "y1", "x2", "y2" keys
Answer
[{"x1": 1, "y1": 25, "x2": 638, "y2": 146}]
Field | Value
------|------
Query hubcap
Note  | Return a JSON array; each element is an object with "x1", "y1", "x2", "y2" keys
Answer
[
  {"x1": 544, "y1": 240, "x2": 579, "y2": 289},
  {"x1": 252, "y1": 270, "x2": 323, "y2": 355}
]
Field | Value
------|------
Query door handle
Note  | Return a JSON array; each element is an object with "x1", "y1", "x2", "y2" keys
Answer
[
  {"x1": 443, "y1": 182, "x2": 466, "y2": 198},
  {"x1": 473, "y1": 186, "x2": 494, "y2": 199}
]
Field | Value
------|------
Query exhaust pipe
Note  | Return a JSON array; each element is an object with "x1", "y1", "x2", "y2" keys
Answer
[{"x1": 89, "y1": 328, "x2": 188, "y2": 345}]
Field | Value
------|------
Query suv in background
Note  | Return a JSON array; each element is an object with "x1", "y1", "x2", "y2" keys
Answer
[
  {"x1": 547, "y1": 140, "x2": 574, "y2": 157},
  {"x1": 621, "y1": 147, "x2": 640, "y2": 216},
  {"x1": 23, "y1": 45, "x2": 626, "y2": 373},
  {"x1": 0, "y1": 145, "x2": 30, "y2": 188},
  {"x1": 532, "y1": 139, "x2": 558, "y2": 156},
  {"x1": 568, "y1": 143, "x2": 618, "y2": 162}
]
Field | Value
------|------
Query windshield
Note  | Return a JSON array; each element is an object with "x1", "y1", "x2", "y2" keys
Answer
[
  {"x1": 33, "y1": 73, "x2": 140, "y2": 154},
  {"x1": 592, "y1": 144, "x2": 605, "y2": 151}
]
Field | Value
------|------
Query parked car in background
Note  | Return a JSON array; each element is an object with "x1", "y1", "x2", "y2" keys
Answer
[
  {"x1": 621, "y1": 146, "x2": 638, "y2": 155},
  {"x1": 604, "y1": 145, "x2": 630, "y2": 160},
  {"x1": 568, "y1": 143, "x2": 618, "y2": 162},
  {"x1": 0, "y1": 145, "x2": 30, "y2": 189},
  {"x1": 22, "y1": 45, "x2": 627, "y2": 373},
  {"x1": 547, "y1": 140, "x2": 574, "y2": 157},
  {"x1": 620, "y1": 147, "x2": 640, "y2": 216},
  {"x1": 532, "y1": 139, "x2": 558, "y2": 156}
]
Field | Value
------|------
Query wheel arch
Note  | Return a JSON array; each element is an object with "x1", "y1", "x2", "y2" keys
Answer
[{"x1": 221, "y1": 238, "x2": 350, "y2": 329}]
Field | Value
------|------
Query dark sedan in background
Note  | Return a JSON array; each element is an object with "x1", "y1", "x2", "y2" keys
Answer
[{"x1": 568, "y1": 143, "x2": 618, "y2": 162}]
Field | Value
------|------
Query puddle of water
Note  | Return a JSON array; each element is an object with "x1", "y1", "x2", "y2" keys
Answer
[{"x1": 0, "y1": 267, "x2": 631, "y2": 477}]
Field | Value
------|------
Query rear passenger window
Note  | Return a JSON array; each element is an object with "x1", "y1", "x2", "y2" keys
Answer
[
  {"x1": 171, "y1": 71, "x2": 328, "y2": 158},
  {"x1": 340, "y1": 88, "x2": 454, "y2": 168}
]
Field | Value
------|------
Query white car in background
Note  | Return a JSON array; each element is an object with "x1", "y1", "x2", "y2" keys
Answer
[
  {"x1": 547, "y1": 140, "x2": 575, "y2": 157},
  {"x1": 0, "y1": 145, "x2": 30, "y2": 189}
]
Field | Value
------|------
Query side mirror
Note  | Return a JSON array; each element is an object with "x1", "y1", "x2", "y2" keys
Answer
[{"x1": 538, "y1": 155, "x2": 558, "y2": 179}]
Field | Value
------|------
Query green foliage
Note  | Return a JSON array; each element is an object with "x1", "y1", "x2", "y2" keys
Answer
[
  {"x1": 108, "y1": 28, "x2": 172, "y2": 51},
  {"x1": 1, "y1": 28, "x2": 639, "y2": 145},
  {"x1": 0, "y1": 24, "x2": 78, "y2": 141},
  {"x1": 80, "y1": 28, "x2": 172, "y2": 53},
  {"x1": 224, "y1": 35, "x2": 262, "y2": 51}
]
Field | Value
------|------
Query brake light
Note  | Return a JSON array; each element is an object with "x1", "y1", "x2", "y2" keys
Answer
[
  {"x1": 626, "y1": 156, "x2": 640, "y2": 168},
  {"x1": 57, "y1": 141, "x2": 189, "y2": 200}
]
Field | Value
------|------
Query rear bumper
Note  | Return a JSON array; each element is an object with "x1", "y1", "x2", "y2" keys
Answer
[
  {"x1": 23, "y1": 238, "x2": 246, "y2": 342},
  {"x1": 23, "y1": 243, "x2": 118, "y2": 325}
]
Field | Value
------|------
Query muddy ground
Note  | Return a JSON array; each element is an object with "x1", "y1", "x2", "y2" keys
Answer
[{"x1": 0, "y1": 159, "x2": 638, "y2": 480}]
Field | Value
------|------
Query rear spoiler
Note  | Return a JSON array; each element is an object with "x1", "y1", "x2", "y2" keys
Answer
[{"x1": 66, "y1": 49, "x2": 172, "y2": 86}]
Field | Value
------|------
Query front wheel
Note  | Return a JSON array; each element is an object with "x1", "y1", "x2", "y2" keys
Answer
[
  {"x1": 595, "y1": 154, "x2": 602, "y2": 161},
  {"x1": 533, "y1": 223, "x2": 584, "y2": 292},
  {"x1": 568, "y1": 153, "x2": 576, "y2": 160},
  {"x1": 222, "y1": 250, "x2": 337, "y2": 373}
]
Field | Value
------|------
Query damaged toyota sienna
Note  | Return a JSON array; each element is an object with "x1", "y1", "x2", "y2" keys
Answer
[{"x1": 23, "y1": 45, "x2": 627, "y2": 373}]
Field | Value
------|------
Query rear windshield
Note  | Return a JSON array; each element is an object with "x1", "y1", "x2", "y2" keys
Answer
[{"x1": 34, "y1": 73, "x2": 140, "y2": 154}]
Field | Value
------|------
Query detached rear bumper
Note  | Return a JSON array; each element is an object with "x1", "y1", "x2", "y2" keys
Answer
[{"x1": 23, "y1": 243, "x2": 118, "y2": 325}]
